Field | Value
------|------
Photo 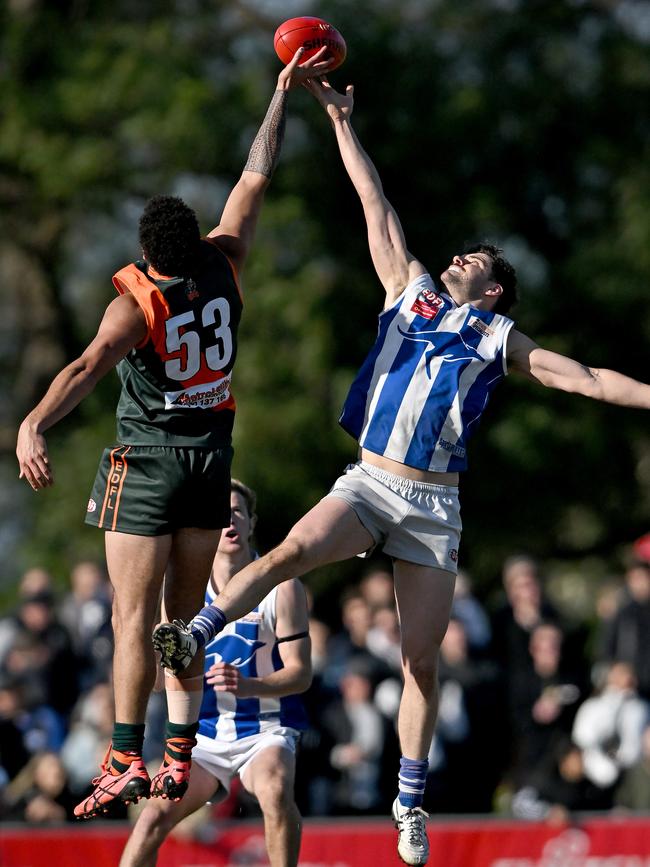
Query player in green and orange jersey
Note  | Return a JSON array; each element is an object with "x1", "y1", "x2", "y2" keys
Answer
[{"x1": 15, "y1": 46, "x2": 335, "y2": 820}]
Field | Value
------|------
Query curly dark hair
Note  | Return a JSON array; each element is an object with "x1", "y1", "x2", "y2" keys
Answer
[
  {"x1": 465, "y1": 243, "x2": 518, "y2": 315},
  {"x1": 138, "y1": 195, "x2": 201, "y2": 277}
]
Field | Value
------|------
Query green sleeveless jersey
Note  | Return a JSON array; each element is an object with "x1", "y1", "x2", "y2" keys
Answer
[{"x1": 113, "y1": 240, "x2": 242, "y2": 447}]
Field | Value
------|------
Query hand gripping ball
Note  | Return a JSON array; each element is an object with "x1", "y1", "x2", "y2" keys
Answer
[{"x1": 274, "y1": 17, "x2": 346, "y2": 70}]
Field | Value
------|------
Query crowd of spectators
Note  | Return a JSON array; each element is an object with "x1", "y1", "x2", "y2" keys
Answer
[{"x1": 3, "y1": 544, "x2": 650, "y2": 827}]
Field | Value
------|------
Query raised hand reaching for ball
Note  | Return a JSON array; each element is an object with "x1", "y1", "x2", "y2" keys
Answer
[
  {"x1": 276, "y1": 45, "x2": 337, "y2": 92},
  {"x1": 303, "y1": 77, "x2": 355, "y2": 123}
]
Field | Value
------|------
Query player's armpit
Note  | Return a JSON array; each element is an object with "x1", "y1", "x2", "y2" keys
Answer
[{"x1": 363, "y1": 194, "x2": 421, "y2": 304}]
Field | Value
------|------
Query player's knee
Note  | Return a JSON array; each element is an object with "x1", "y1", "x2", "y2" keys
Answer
[
  {"x1": 111, "y1": 606, "x2": 140, "y2": 639},
  {"x1": 256, "y1": 776, "x2": 293, "y2": 815},
  {"x1": 111, "y1": 606, "x2": 127, "y2": 639},
  {"x1": 136, "y1": 802, "x2": 176, "y2": 840},
  {"x1": 402, "y1": 648, "x2": 439, "y2": 694},
  {"x1": 111, "y1": 596, "x2": 154, "y2": 638}
]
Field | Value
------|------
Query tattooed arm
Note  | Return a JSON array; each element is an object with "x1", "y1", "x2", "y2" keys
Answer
[
  {"x1": 243, "y1": 89, "x2": 288, "y2": 179},
  {"x1": 208, "y1": 47, "x2": 334, "y2": 272}
]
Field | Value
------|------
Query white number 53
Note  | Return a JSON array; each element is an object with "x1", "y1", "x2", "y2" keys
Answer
[{"x1": 164, "y1": 298, "x2": 232, "y2": 382}]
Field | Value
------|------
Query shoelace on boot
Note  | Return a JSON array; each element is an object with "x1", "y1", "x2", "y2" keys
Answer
[{"x1": 400, "y1": 807, "x2": 428, "y2": 846}]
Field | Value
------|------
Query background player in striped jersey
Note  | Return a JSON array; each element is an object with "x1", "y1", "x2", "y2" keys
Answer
[
  {"x1": 121, "y1": 480, "x2": 311, "y2": 867},
  {"x1": 14, "y1": 47, "x2": 333, "y2": 820},
  {"x1": 154, "y1": 79, "x2": 650, "y2": 865}
]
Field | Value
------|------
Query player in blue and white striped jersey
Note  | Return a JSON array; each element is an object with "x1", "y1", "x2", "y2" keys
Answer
[
  {"x1": 122, "y1": 480, "x2": 311, "y2": 867},
  {"x1": 154, "y1": 81, "x2": 650, "y2": 866}
]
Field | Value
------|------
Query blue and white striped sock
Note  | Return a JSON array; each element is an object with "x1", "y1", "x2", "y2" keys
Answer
[
  {"x1": 398, "y1": 756, "x2": 428, "y2": 808},
  {"x1": 189, "y1": 605, "x2": 227, "y2": 649}
]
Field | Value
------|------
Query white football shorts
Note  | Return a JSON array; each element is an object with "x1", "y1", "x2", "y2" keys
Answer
[
  {"x1": 326, "y1": 460, "x2": 461, "y2": 573},
  {"x1": 192, "y1": 726, "x2": 300, "y2": 794}
]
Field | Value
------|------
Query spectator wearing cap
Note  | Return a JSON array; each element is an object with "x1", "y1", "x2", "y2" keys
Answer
[{"x1": 633, "y1": 532, "x2": 650, "y2": 565}]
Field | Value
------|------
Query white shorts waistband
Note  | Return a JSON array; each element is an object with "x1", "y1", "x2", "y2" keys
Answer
[{"x1": 356, "y1": 461, "x2": 458, "y2": 495}]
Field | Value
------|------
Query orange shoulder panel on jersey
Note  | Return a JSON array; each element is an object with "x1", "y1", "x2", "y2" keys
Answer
[
  {"x1": 203, "y1": 236, "x2": 243, "y2": 304},
  {"x1": 112, "y1": 264, "x2": 171, "y2": 349}
]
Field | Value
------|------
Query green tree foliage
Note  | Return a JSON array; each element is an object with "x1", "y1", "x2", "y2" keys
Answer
[{"x1": 1, "y1": 0, "x2": 649, "y2": 606}]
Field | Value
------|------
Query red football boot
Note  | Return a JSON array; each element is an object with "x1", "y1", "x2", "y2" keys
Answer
[
  {"x1": 150, "y1": 737, "x2": 195, "y2": 801},
  {"x1": 74, "y1": 745, "x2": 151, "y2": 819}
]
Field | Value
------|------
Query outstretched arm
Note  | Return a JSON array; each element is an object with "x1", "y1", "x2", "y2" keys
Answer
[
  {"x1": 304, "y1": 77, "x2": 425, "y2": 305},
  {"x1": 507, "y1": 329, "x2": 650, "y2": 408},
  {"x1": 16, "y1": 294, "x2": 147, "y2": 490},
  {"x1": 208, "y1": 48, "x2": 335, "y2": 273}
]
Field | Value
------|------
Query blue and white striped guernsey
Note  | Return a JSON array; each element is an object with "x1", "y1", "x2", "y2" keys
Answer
[
  {"x1": 339, "y1": 273, "x2": 514, "y2": 472},
  {"x1": 198, "y1": 583, "x2": 307, "y2": 742}
]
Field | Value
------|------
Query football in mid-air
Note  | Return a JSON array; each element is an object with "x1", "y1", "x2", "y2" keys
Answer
[{"x1": 274, "y1": 16, "x2": 346, "y2": 70}]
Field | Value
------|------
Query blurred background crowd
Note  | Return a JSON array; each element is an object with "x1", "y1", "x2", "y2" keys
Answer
[
  {"x1": 4, "y1": 540, "x2": 650, "y2": 828},
  {"x1": 2, "y1": 0, "x2": 650, "y2": 841}
]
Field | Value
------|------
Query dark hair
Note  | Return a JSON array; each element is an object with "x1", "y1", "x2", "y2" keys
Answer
[
  {"x1": 230, "y1": 479, "x2": 257, "y2": 523},
  {"x1": 138, "y1": 195, "x2": 201, "y2": 277},
  {"x1": 465, "y1": 243, "x2": 518, "y2": 315}
]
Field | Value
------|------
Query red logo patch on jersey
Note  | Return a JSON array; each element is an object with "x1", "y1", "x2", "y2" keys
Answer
[{"x1": 411, "y1": 289, "x2": 444, "y2": 320}]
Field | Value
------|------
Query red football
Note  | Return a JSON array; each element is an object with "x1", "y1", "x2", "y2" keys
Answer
[{"x1": 274, "y1": 16, "x2": 346, "y2": 70}]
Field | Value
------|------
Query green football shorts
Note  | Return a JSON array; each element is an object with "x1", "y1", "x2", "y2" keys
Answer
[{"x1": 85, "y1": 444, "x2": 233, "y2": 536}]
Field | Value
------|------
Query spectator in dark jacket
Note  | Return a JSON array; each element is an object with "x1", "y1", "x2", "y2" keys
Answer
[{"x1": 598, "y1": 562, "x2": 650, "y2": 700}]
